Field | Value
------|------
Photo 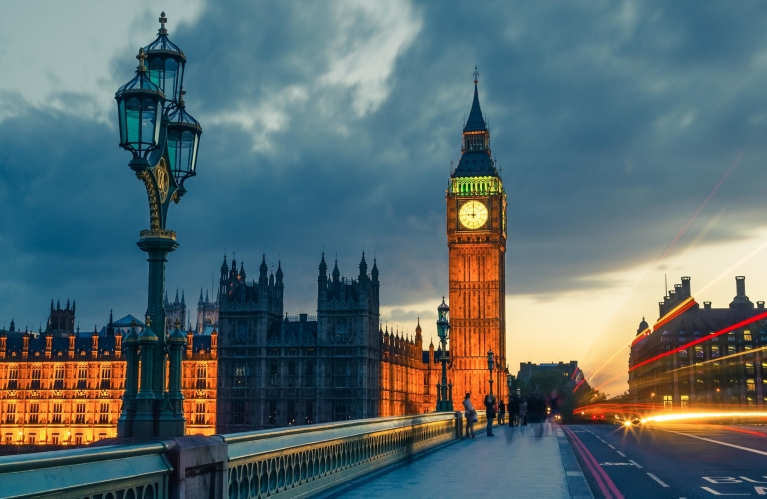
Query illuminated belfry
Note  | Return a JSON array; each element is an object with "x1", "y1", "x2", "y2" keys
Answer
[{"x1": 446, "y1": 68, "x2": 507, "y2": 408}]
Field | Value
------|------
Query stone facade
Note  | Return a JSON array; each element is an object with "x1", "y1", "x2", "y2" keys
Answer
[
  {"x1": 446, "y1": 76, "x2": 507, "y2": 408},
  {"x1": 215, "y1": 254, "x2": 443, "y2": 433},
  {"x1": 0, "y1": 303, "x2": 217, "y2": 446}
]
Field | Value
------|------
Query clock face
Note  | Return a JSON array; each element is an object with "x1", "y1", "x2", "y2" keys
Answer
[{"x1": 459, "y1": 200, "x2": 488, "y2": 229}]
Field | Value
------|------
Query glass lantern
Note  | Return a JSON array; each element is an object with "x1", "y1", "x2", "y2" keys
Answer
[
  {"x1": 144, "y1": 12, "x2": 186, "y2": 104},
  {"x1": 115, "y1": 49, "x2": 166, "y2": 165},
  {"x1": 166, "y1": 91, "x2": 202, "y2": 185}
]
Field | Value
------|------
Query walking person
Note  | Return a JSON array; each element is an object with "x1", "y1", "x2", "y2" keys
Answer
[
  {"x1": 519, "y1": 398, "x2": 528, "y2": 426},
  {"x1": 462, "y1": 393, "x2": 476, "y2": 438},
  {"x1": 484, "y1": 393, "x2": 496, "y2": 436},
  {"x1": 498, "y1": 399, "x2": 506, "y2": 425},
  {"x1": 509, "y1": 395, "x2": 519, "y2": 426}
]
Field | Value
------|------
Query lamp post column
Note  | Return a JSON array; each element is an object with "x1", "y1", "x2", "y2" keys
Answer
[
  {"x1": 487, "y1": 349, "x2": 494, "y2": 397},
  {"x1": 436, "y1": 297, "x2": 453, "y2": 412}
]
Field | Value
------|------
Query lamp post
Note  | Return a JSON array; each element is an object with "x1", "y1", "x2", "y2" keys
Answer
[
  {"x1": 506, "y1": 372, "x2": 513, "y2": 426},
  {"x1": 115, "y1": 12, "x2": 202, "y2": 439},
  {"x1": 436, "y1": 297, "x2": 453, "y2": 411},
  {"x1": 487, "y1": 349, "x2": 494, "y2": 397}
]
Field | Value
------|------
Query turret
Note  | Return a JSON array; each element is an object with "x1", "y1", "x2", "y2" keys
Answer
[
  {"x1": 332, "y1": 259, "x2": 340, "y2": 283},
  {"x1": 115, "y1": 331, "x2": 123, "y2": 359},
  {"x1": 68, "y1": 330, "x2": 76, "y2": 359},
  {"x1": 318, "y1": 253, "x2": 328, "y2": 300},
  {"x1": 210, "y1": 327, "x2": 218, "y2": 359},
  {"x1": 91, "y1": 326, "x2": 99, "y2": 357},
  {"x1": 239, "y1": 261, "x2": 246, "y2": 282},
  {"x1": 359, "y1": 252, "x2": 368, "y2": 288},
  {"x1": 259, "y1": 254, "x2": 268, "y2": 286},
  {"x1": 0, "y1": 331, "x2": 6, "y2": 360},
  {"x1": 107, "y1": 310, "x2": 115, "y2": 337},
  {"x1": 415, "y1": 317, "x2": 423, "y2": 346},
  {"x1": 186, "y1": 329, "x2": 194, "y2": 358},
  {"x1": 199, "y1": 287, "x2": 204, "y2": 305},
  {"x1": 22, "y1": 331, "x2": 29, "y2": 359},
  {"x1": 45, "y1": 332, "x2": 52, "y2": 359}
]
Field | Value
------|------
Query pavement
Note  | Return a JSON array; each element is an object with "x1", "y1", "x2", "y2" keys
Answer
[
  {"x1": 564, "y1": 423, "x2": 767, "y2": 499},
  {"x1": 332, "y1": 422, "x2": 594, "y2": 499}
]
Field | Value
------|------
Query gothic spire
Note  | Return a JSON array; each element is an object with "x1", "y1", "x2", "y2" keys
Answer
[{"x1": 464, "y1": 66, "x2": 487, "y2": 133}]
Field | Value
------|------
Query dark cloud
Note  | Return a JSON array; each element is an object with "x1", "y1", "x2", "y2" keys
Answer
[{"x1": 4, "y1": 1, "x2": 767, "y2": 329}]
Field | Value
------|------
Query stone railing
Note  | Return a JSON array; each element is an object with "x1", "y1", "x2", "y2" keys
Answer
[
  {"x1": 223, "y1": 412, "x2": 462, "y2": 499},
  {"x1": 0, "y1": 411, "x2": 484, "y2": 499},
  {"x1": 0, "y1": 441, "x2": 172, "y2": 499}
]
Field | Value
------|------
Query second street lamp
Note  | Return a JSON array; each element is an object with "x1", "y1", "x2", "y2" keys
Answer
[
  {"x1": 115, "y1": 12, "x2": 202, "y2": 439},
  {"x1": 487, "y1": 349, "x2": 494, "y2": 397},
  {"x1": 436, "y1": 297, "x2": 453, "y2": 411}
]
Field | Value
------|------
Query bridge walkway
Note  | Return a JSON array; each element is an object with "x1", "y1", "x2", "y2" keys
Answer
[{"x1": 326, "y1": 423, "x2": 594, "y2": 499}]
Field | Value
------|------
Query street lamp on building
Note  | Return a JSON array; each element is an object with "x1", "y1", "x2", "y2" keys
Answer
[
  {"x1": 115, "y1": 12, "x2": 202, "y2": 439},
  {"x1": 487, "y1": 349, "x2": 494, "y2": 396},
  {"x1": 436, "y1": 297, "x2": 453, "y2": 411}
]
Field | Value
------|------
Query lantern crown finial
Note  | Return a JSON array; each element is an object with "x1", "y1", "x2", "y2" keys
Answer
[
  {"x1": 159, "y1": 11, "x2": 168, "y2": 33},
  {"x1": 136, "y1": 48, "x2": 147, "y2": 71}
]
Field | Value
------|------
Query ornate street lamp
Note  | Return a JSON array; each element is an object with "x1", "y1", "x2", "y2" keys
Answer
[
  {"x1": 487, "y1": 349, "x2": 494, "y2": 396},
  {"x1": 115, "y1": 12, "x2": 202, "y2": 439},
  {"x1": 506, "y1": 372, "x2": 513, "y2": 426},
  {"x1": 435, "y1": 297, "x2": 453, "y2": 411}
]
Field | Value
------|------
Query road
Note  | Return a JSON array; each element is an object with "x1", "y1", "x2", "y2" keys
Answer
[{"x1": 562, "y1": 423, "x2": 767, "y2": 499}]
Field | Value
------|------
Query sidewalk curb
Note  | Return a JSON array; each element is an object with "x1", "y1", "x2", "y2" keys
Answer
[{"x1": 556, "y1": 426, "x2": 595, "y2": 499}]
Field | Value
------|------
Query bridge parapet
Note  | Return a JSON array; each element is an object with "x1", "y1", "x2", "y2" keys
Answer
[
  {"x1": 0, "y1": 412, "x2": 482, "y2": 499},
  {"x1": 224, "y1": 412, "x2": 466, "y2": 499}
]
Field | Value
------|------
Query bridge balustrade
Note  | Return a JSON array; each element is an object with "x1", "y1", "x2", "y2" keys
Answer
[{"x1": 0, "y1": 411, "x2": 484, "y2": 499}]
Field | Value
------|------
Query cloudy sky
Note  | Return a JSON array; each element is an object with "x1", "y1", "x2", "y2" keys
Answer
[{"x1": 4, "y1": 1, "x2": 767, "y2": 395}]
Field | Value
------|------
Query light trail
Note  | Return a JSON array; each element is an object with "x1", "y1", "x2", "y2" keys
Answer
[
  {"x1": 629, "y1": 310, "x2": 767, "y2": 371},
  {"x1": 645, "y1": 411, "x2": 767, "y2": 423},
  {"x1": 658, "y1": 154, "x2": 741, "y2": 261},
  {"x1": 664, "y1": 345, "x2": 767, "y2": 375},
  {"x1": 583, "y1": 155, "x2": 741, "y2": 389}
]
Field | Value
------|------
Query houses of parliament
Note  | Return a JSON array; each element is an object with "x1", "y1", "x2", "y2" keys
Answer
[{"x1": 0, "y1": 74, "x2": 507, "y2": 442}]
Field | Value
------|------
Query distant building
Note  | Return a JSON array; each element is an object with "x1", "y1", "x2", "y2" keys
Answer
[
  {"x1": 215, "y1": 254, "x2": 443, "y2": 433},
  {"x1": 518, "y1": 361, "x2": 581, "y2": 383},
  {"x1": 629, "y1": 276, "x2": 767, "y2": 409},
  {"x1": 0, "y1": 301, "x2": 217, "y2": 446}
]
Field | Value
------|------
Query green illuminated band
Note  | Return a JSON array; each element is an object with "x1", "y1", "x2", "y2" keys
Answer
[{"x1": 450, "y1": 176, "x2": 504, "y2": 196}]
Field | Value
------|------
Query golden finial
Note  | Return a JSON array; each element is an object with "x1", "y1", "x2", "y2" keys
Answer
[
  {"x1": 174, "y1": 318, "x2": 181, "y2": 329},
  {"x1": 473, "y1": 65, "x2": 479, "y2": 86},
  {"x1": 137, "y1": 48, "x2": 147, "y2": 69},
  {"x1": 159, "y1": 11, "x2": 167, "y2": 27},
  {"x1": 145, "y1": 315, "x2": 152, "y2": 327}
]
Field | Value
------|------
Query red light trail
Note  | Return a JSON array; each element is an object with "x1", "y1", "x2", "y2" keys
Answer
[{"x1": 629, "y1": 309, "x2": 767, "y2": 371}]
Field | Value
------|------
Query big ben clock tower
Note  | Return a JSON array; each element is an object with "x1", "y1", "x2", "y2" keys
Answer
[{"x1": 447, "y1": 69, "x2": 506, "y2": 407}]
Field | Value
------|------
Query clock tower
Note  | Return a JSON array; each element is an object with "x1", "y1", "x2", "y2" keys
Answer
[{"x1": 446, "y1": 71, "x2": 507, "y2": 408}]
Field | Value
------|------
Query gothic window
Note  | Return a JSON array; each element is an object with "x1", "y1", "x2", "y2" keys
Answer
[
  {"x1": 711, "y1": 346, "x2": 720, "y2": 358},
  {"x1": 5, "y1": 403, "x2": 15, "y2": 423},
  {"x1": 195, "y1": 403, "x2": 205, "y2": 425},
  {"x1": 196, "y1": 364, "x2": 207, "y2": 389},
  {"x1": 288, "y1": 361, "x2": 296, "y2": 387},
  {"x1": 333, "y1": 360, "x2": 350, "y2": 388},
  {"x1": 29, "y1": 403, "x2": 39, "y2": 424},
  {"x1": 270, "y1": 362, "x2": 279, "y2": 387},
  {"x1": 77, "y1": 365, "x2": 87, "y2": 389},
  {"x1": 76, "y1": 403, "x2": 86, "y2": 424},
  {"x1": 695, "y1": 346, "x2": 704, "y2": 359},
  {"x1": 31, "y1": 366, "x2": 41, "y2": 390},
  {"x1": 287, "y1": 401, "x2": 295, "y2": 425},
  {"x1": 231, "y1": 400, "x2": 246, "y2": 425},
  {"x1": 99, "y1": 403, "x2": 109, "y2": 424},
  {"x1": 100, "y1": 366, "x2": 111, "y2": 389},
  {"x1": 54, "y1": 365, "x2": 64, "y2": 389},
  {"x1": 52, "y1": 403, "x2": 62, "y2": 424},
  {"x1": 333, "y1": 403, "x2": 350, "y2": 422},
  {"x1": 7, "y1": 366, "x2": 18, "y2": 390},
  {"x1": 745, "y1": 330, "x2": 753, "y2": 342},
  {"x1": 268, "y1": 400, "x2": 277, "y2": 425},
  {"x1": 305, "y1": 401, "x2": 314, "y2": 424},
  {"x1": 304, "y1": 361, "x2": 316, "y2": 388},
  {"x1": 234, "y1": 363, "x2": 247, "y2": 387},
  {"x1": 52, "y1": 319, "x2": 59, "y2": 330}
]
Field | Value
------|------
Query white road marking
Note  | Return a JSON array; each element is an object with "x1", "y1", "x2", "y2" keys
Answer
[
  {"x1": 661, "y1": 429, "x2": 767, "y2": 456},
  {"x1": 648, "y1": 473, "x2": 670, "y2": 487},
  {"x1": 617, "y1": 451, "x2": 627, "y2": 457},
  {"x1": 629, "y1": 459, "x2": 643, "y2": 468},
  {"x1": 701, "y1": 486, "x2": 749, "y2": 495},
  {"x1": 600, "y1": 462, "x2": 634, "y2": 466},
  {"x1": 608, "y1": 444, "x2": 616, "y2": 449}
]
